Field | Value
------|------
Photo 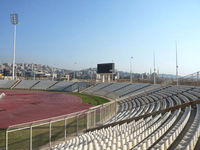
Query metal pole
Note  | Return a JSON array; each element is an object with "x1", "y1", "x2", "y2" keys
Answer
[
  {"x1": 73, "y1": 62, "x2": 77, "y2": 80},
  {"x1": 197, "y1": 72, "x2": 199, "y2": 86},
  {"x1": 12, "y1": 25, "x2": 16, "y2": 80},
  {"x1": 86, "y1": 112, "x2": 89, "y2": 129},
  {"x1": 109, "y1": 104, "x2": 111, "y2": 118},
  {"x1": 33, "y1": 64, "x2": 35, "y2": 80},
  {"x1": 64, "y1": 118, "x2": 67, "y2": 141},
  {"x1": 104, "y1": 106, "x2": 107, "y2": 123},
  {"x1": 94, "y1": 110, "x2": 96, "y2": 127},
  {"x1": 6, "y1": 130, "x2": 8, "y2": 150},
  {"x1": 115, "y1": 99, "x2": 117, "y2": 122},
  {"x1": 153, "y1": 52, "x2": 156, "y2": 85},
  {"x1": 130, "y1": 57, "x2": 133, "y2": 83},
  {"x1": 112, "y1": 60, "x2": 114, "y2": 82},
  {"x1": 52, "y1": 67, "x2": 54, "y2": 81},
  {"x1": 102, "y1": 105, "x2": 104, "y2": 124},
  {"x1": 49, "y1": 121, "x2": 52, "y2": 148},
  {"x1": 100, "y1": 106, "x2": 102, "y2": 125},
  {"x1": 176, "y1": 41, "x2": 179, "y2": 86},
  {"x1": 30, "y1": 125, "x2": 32, "y2": 150},
  {"x1": 76, "y1": 115, "x2": 79, "y2": 136},
  {"x1": 33, "y1": 71, "x2": 35, "y2": 80}
]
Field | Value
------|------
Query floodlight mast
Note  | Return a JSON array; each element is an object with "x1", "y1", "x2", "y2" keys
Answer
[
  {"x1": 130, "y1": 57, "x2": 133, "y2": 83},
  {"x1": 153, "y1": 52, "x2": 156, "y2": 85},
  {"x1": 176, "y1": 41, "x2": 179, "y2": 87},
  {"x1": 10, "y1": 14, "x2": 18, "y2": 80}
]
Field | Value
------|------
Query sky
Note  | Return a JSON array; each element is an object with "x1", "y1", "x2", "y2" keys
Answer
[{"x1": 0, "y1": 0, "x2": 200, "y2": 75}]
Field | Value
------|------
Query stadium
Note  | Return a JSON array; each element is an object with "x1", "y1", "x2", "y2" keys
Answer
[
  {"x1": 0, "y1": 77, "x2": 200, "y2": 150},
  {"x1": 1, "y1": 1, "x2": 200, "y2": 150}
]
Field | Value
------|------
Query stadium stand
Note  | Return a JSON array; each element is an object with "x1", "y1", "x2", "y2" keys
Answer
[
  {"x1": 92, "y1": 83, "x2": 130, "y2": 97},
  {"x1": 31, "y1": 80, "x2": 58, "y2": 90},
  {"x1": 49, "y1": 85, "x2": 200, "y2": 150},
  {"x1": 1, "y1": 80, "x2": 200, "y2": 149},
  {"x1": 0, "y1": 80, "x2": 16, "y2": 89},
  {"x1": 63, "y1": 82, "x2": 89, "y2": 92},
  {"x1": 13, "y1": 80, "x2": 40, "y2": 89},
  {"x1": 83, "y1": 83, "x2": 161, "y2": 99},
  {"x1": 48, "y1": 81, "x2": 76, "y2": 91},
  {"x1": 83, "y1": 82, "x2": 113, "y2": 94},
  {"x1": 0, "y1": 80, "x2": 89, "y2": 92}
]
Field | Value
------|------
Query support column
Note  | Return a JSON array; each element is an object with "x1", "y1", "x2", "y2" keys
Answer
[
  {"x1": 94, "y1": 110, "x2": 96, "y2": 127},
  {"x1": 115, "y1": 99, "x2": 117, "y2": 122},
  {"x1": 76, "y1": 115, "x2": 79, "y2": 136},
  {"x1": 30, "y1": 125, "x2": 32, "y2": 150},
  {"x1": 102, "y1": 74, "x2": 105, "y2": 83},
  {"x1": 6, "y1": 130, "x2": 8, "y2": 150},
  {"x1": 100, "y1": 105, "x2": 102, "y2": 125},
  {"x1": 49, "y1": 121, "x2": 52, "y2": 148},
  {"x1": 108, "y1": 74, "x2": 111, "y2": 82},
  {"x1": 86, "y1": 111, "x2": 89, "y2": 130},
  {"x1": 64, "y1": 118, "x2": 67, "y2": 141}
]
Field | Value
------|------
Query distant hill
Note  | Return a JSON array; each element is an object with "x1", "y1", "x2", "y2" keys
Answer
[{"x1": 158, "y1": 74, "x2": 181, "y2": 79}]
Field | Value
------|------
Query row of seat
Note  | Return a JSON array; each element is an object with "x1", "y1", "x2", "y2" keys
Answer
[
  {"x1": 49, "y1": 85, "x2": 200, "y2": 150},
  {"x1": 152, "y1": 106, "x2": 191, "y2": 149},
  {"x1": 133, "y1": 109, "x2": 180, "y2": 150},
  {"x1": 175, "y1": 104, "x2": 200, "y2": 150},
  {"x1": 0, "y1": 80, "x2": 89, "y2": 91},
  {"x1": 92, "y1": 83, "x2": 130, "y2": 96},
  {"x1": 51, "y1": 114, "x2": 161, "y2": 150},
  {"x1": 107, "y1": 85, "x2": 195, "y2": 123},
  {"x1": 0, "y1": 80, "x2": 15, "y2": 88},
  {"x1": 51, "y1": 106, "x2": 193, "y2": 150},
  {"x1": 83, "y1": 82, "x2": 161, "y2": 99}
]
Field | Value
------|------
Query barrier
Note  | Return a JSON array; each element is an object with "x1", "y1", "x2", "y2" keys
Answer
[{"x1": 0, "y1": 100, "x2": 117, "y2": 150}]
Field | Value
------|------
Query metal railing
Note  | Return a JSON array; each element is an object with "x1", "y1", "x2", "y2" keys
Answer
[
  {"x1": 0, "y1": 101, "x2": 117, "y2": 150},
  {"x1": 179, "y1": 71, "x2": 200, "y2": 86}
]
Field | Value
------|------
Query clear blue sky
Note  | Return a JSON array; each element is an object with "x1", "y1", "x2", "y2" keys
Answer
[{"x1": 0, "y1": 0, "x2": 200, "y2": 75}]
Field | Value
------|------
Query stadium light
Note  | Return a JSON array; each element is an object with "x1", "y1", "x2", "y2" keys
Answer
[
  {"x1": 153, "y1": 52, "x2": 156, "y2": 85},
  {"x1": 176, "y1": 41, "x2": 179, "y2": 87},
  {"x1": 74, "y1": 62, "x2": 77, "y2": 80},
  {"x1": 130, "y1": 57, "x2": 133, "y2": 83},
  {"x1": 10, "y1": 13, "x2": 18, "y2": 80}
]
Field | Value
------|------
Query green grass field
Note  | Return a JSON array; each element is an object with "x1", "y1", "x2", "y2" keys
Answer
[
  {"x1": 68, "y1": 92, "x2": 109, "y2": 105},
  {"x1": 0, "y1": 92, "x2": 109, "y2": 150}
]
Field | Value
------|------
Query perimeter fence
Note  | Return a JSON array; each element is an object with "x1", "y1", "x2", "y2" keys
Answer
[{"x1": 0, "y1": 100, "x2": 117, "y2": 150}]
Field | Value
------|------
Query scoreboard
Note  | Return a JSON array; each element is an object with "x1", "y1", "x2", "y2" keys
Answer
[{"x1": 97, "y1": 63, "x2": 115, "y2": 74}]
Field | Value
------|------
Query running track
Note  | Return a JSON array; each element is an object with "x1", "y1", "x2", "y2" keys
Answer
[{"x1": 0, "y1": 90, "x2": 92, "y2": 129}]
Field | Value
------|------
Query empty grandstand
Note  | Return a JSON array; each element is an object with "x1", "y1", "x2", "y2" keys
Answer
[
  {"x1": 0, "y1": 80, "x2": 89, "y2": 92},
  {"x1": 31, "y1": 80, "x2": 58, "y2": 90},
  {"x1": 0, "y1": 80, "x2": 16, "y2": 89},
  {"x1": 1, "y1": 80, "x2": 200, "y2": 150},
  {"x1": 13, "y1": 80, "x2": 40, "y2": 89},
  {"x1": 48, "y1": 83, "x2": 200, "y2": 150}
]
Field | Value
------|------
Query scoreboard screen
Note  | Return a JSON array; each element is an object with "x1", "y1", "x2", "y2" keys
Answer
[{"x1": 97, "y1": 63, "x2": 114, "y2": 74}]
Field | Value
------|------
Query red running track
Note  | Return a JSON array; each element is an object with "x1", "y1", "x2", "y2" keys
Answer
[{"x1": 0, "y1": 90, "x2": 92, "y2": 129}]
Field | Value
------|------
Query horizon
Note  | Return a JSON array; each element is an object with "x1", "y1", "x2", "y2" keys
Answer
[
  {"x1": 0, "y1": 62, "x2": 186, "y2": 77},
  {"x1": 1, "y1": 1, "x2": 200, "y2": 76}
]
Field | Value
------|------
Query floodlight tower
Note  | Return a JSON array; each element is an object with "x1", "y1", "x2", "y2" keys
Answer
[
  {"x1": 10, "y1": 14, "x2": 18, "y2": 80},
  {"x1": 130, "y1": 56, "x2": 133, "y2": 83},
  {"x1": 74, "y1": 62, "x2": 77, "y2": 80},
  {"x1": 153, "y1": 52, "x2": 156, "y2": 85},
  {"x1": 176, "y1": 41, "x2": 179, "y2": 86}
]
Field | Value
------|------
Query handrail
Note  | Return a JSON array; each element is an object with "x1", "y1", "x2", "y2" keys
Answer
[
  {"x1": 7, "y1": 96, "x2": 117, "y2": 130},
  {"x1": 85, "y1": 99, "x2": 200, "y2": 133},
  {"x1": 7, "y1": 109, "x2": 88, "y2": 130}
]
